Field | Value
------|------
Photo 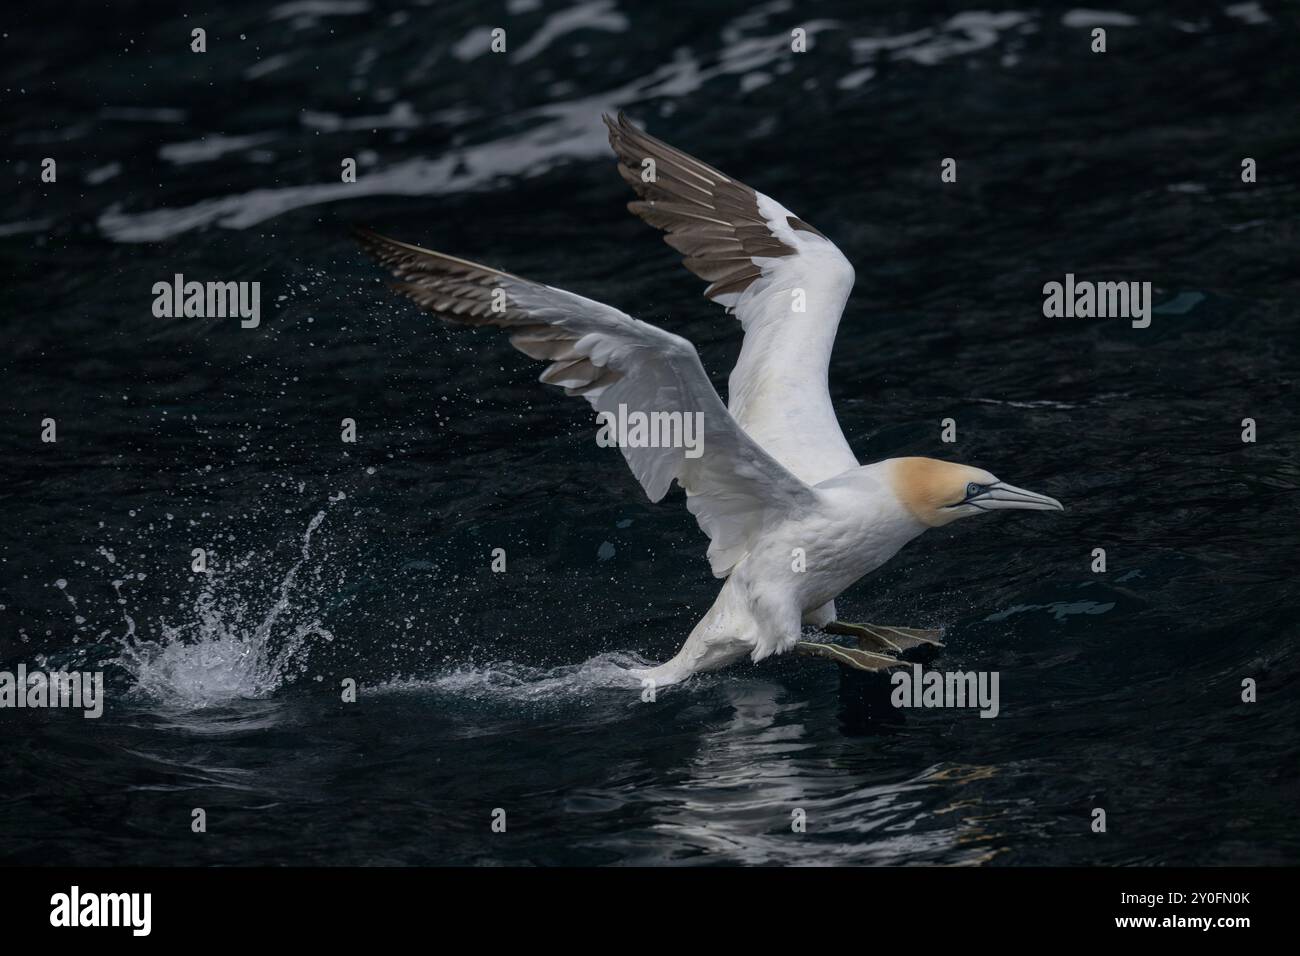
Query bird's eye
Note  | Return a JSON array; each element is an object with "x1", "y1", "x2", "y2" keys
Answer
[{"x1": 966, "y1": 482, "x2": 983, "y2": 498}]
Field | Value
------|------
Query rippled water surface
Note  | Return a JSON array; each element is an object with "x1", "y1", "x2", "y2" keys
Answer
[{"x1": 2, "y1": 1, "x2": 1298, "y2": 865}]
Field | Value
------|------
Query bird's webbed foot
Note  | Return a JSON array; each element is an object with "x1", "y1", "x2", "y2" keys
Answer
[
  {"x1": 793, "y1": 641, "x2": 908, "y2": 672},
  {"x1": 823, "y1": 621, "x2": 945, "y2": 655}
]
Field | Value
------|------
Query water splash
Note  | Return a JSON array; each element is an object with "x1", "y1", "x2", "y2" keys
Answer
[
  {"x1": 115, "y1": 510, "x2": 335, "y2": 709},
  {"x1": 372, "y1": 651, "x2": 657, "y2": 704}
]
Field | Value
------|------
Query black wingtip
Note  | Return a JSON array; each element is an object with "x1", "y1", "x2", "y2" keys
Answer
[
  {"x1": 351, "y1": 226, "x2": 399, "y2": 272},
  {"x1": 603, "y1": 113, "x2": 621, "y2": 157},
  {"x1": 351, "y1": 224, "x2": 380, "y2": 246},
  {"x1": 604, "y1": 110, "x2": 637, "y2": 134},
  {"x1": 352, "y1": 224, "x2": 398, "y2": 251}
]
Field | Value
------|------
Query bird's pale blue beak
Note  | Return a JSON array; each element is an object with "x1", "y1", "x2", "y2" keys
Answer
[{"x1": 970, "y1": 481, "x2": 1064, "y2": 512}]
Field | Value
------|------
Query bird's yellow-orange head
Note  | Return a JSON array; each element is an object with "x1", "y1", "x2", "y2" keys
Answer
[{"x1": 888, "y1": 457, "x2": 1063, "y2": 527}]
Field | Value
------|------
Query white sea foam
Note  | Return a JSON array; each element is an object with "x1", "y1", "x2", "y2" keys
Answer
[{"x1": 370, "y1": 651, "x2": 660, "y2": 703}]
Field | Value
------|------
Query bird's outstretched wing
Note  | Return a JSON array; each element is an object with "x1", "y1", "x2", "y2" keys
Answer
[
  {"x1": 356, "y1": 228, "x2": 818, "y2": 578},
  {"x1": 604, "y1": 112, "x2": 858, "y2": 485}
]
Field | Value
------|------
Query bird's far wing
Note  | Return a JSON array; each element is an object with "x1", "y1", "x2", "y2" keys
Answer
[
  {"x1": 605, "y1": 112, "x2": 859, "y2": 485},
  {"x1": 356, "y1": 228, "x2": 819, "y2": 578}
]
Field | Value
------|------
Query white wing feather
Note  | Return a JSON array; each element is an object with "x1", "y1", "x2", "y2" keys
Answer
[{"x1": 605, "y1": 113, "x2": 859, "y2": 485}]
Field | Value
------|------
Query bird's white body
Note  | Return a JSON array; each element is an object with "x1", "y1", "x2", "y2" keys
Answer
[
  {"x1": 641, "y1": 464, "x2": 928, "y2": 685},
  {"x1": 360, "y1": 112, "x2": 1063, "y2": 686}
]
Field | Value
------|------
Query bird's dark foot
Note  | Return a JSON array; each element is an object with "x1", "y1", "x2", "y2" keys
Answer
[
  {"x1": 823, "y1": 621, "x2": 945, "y2": 654},
  {"x1": 794, "y1": 641, "x2": 908, "y2": 672}
]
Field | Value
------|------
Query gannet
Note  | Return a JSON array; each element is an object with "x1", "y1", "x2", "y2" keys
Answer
[{"x1": 357, "y1": 112, "x2": 1063, "y2": 685}]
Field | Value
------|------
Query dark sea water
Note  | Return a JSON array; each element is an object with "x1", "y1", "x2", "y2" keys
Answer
[{"x1": 2, "y1": 1, "x2": 1297, "y2": 866}]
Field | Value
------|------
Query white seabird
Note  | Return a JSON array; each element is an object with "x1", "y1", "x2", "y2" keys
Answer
[{"x1": 358, "y1": 112, "x2": 1064, "y2": 686}]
